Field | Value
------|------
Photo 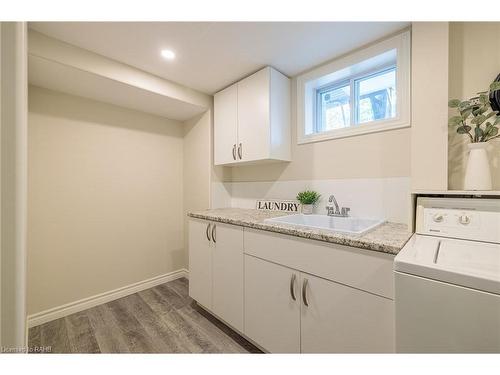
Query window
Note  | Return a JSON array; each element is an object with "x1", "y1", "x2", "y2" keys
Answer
[
  {"x1": 355, "y1": 67, "x2": 396, "y2": 124},
  {"x1": 316, "y1": 82, "x2": 351, "y2": 131},
  {"x1": 297, "y1": 31, "x2": 410, "y2": 144}
]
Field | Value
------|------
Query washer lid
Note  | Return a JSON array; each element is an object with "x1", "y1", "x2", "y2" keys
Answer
[{"x1": 395, "y1": 234, "x2": 500, "y2": 295}]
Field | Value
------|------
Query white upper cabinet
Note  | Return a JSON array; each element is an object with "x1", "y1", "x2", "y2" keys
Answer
[
  {"x1": 214, "y1": 66, "x2": 291, "y2": 166},
  {"x1": 214, "y1": 85, "x2": 238, "y2": 165}
]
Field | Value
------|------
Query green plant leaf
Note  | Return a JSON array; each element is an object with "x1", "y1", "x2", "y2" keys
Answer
[
  {"x1": 473, "y1": 106, "x2": 488, "y2": 116},
  {"x1": 485, "y1": 123, "x2": 497, "y2": 134},
  {"x1": 448, "y1": 116, "x2": 463, "y2": 126},
  {"x1": 475, "y1": 127, "x2": 484, "y2": 139},
  {"x1": 484, "y1": 111, "x2": 498, "y2": 121},
  {"x1": 472, "y1": 115, "x2": 487, "y2": 125},
  {"x1": 296, "y1": 190, "x2": 321, "y2": 205},
  {"x1": 495, "y1": 117, "x2": 500, "y2": 125},
  {"x1": 457, "y1": 125, "x2": 471, "y2": 134},
  {"x1": 448, "y1": 99, "x2": 461, "y2": 108},
  {"x1": 459, "y1": 100, "x2": 471, "y2": 109},
  {"x1": 461, "y1": 108, "x2": 473, "y2": 119},
  {"x1": 488, "y1": 127, "x2": 499, "y2": 137},
  {"x1": 490, "y1": 82, "x2": 500, "y2": 92}
]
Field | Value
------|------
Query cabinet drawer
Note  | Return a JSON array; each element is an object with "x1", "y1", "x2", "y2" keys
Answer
[{"x1": 244, "y1": 228, "x2": 395, "y2": 299}]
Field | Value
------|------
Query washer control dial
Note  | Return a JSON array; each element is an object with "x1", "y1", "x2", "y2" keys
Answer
[
  {"x1": 459, "y1": 214, "x2": 471, "y2": 225},
  {"x1": 433, "y1": 214, "x2": 444, "y2": 223}
]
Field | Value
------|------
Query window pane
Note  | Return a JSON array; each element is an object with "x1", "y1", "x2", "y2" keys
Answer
[
  {"x1": 355, "y1": 68, "x2": 396, "y2": 124},
  {"x1": 317, "y1": 84, "x2": 350, "y2": 131}
]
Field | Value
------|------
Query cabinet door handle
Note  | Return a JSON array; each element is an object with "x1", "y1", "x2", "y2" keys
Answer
[
  {"x1": 302, "y1": 278, "x2": 309, "y2": 307},
  {"x1": 290, "y1": 274, "x2": 297, "y2": 301},
  {"x1": 237, "y1": 143, "x2": 242, "y2": 159},
  {"x1": 232, "y1": 144, "x2": 237, "y2": 160},
  {"x1": 206, "y1": 223, "x2": 211, "y2": 242},
  {"x1": 211, "y1": 224, "x2": 216, "y2": 243}
]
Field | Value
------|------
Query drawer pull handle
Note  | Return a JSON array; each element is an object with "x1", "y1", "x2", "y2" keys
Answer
[
  {"x1": 206, "y1": 223, "x2": 211, "y2": 242},
  {"x1": 290, "y1": 274, "x2": 297, "y2": 301},
  {"x1": 302, "y1": 278, "x2": 309, "y2": 307},
  {"x1": 232, "y1": 144, "x2": 237, "y2": 160},
  {"x1": 211, "y1": 224, "x2": 216, "y2": 243}
]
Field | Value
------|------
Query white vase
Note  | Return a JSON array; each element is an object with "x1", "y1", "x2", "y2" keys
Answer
[
  {"x1": 464, "y1": 142, "x2": 492, "y2": 191},
  {"x1": 302, "y1": 204, "x2": 313, "y2": 214}
]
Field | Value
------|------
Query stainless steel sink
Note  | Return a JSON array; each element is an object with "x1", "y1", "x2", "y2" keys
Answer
[{"x1": 264, "y1": 214, "x2": 384, "y2": 235}]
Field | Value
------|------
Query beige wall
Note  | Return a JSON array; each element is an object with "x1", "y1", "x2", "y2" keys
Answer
[
  {"x1": 449, "y1": 22, "x2": 500, "y2": 190},
  {"x1": 27, "y1": 86, "x2": 185, "y2": 315},
  {"x1": 1, "y1": 22, "x2": 28, "y2": 348},
  {"x1": 411, "y1": 22, "x2": 449, "y2": 191},
  {"x1": 228, "y1": 75, "x2": 411, "y2": 183}
]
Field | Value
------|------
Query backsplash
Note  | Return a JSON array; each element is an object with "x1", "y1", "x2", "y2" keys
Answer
[{"x1": 211, "y1": 177, "x2": 410, "y2": 224}]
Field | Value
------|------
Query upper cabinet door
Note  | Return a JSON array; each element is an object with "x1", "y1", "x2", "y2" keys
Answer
[
  {"x1": 237, "y1": 68, "x2": 271, "y2": 162},
  {"x1": 300, "y1": 273, "x2": 394, "y2": 353},
  {"x1": 214, "y1": 84, "x2": 238, "y2": 165}
]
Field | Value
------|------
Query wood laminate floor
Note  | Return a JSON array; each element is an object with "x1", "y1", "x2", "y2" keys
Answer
[{"x1": 28, "y1": 278, "x2": 261, "y2": 353}]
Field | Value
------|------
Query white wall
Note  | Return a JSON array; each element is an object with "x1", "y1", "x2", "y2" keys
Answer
[
  {"x1": 27, "y1": 86, "x2": 185, "y2": 316},
  {"x1": 216, "y1": 177, "x2": 410, "y2": 223}
]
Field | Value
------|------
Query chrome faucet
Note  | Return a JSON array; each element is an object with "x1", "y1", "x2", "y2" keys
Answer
[{"x1": 326, "y1": 195, "x2": 350, "y2": 217}]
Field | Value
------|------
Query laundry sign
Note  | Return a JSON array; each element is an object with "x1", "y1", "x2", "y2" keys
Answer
[{"x1": 256, "y1": 199, "x2": 300, "y2": 212}]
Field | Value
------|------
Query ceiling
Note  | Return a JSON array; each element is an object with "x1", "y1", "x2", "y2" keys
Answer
[{"x1": 29, "y1": 22, "x2": 409, "y2": 95}]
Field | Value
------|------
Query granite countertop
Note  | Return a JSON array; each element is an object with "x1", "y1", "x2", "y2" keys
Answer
[{"x1": 188, "y1": 208, "x2": 413, "y2": 255}]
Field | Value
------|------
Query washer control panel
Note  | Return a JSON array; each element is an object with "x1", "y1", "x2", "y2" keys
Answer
[
  {"x1": 416, "y1": 197, "x2": 500, "y2": 244},
  {"x1": 424, "y1": 208, "x2": 480, "y2": 233}
]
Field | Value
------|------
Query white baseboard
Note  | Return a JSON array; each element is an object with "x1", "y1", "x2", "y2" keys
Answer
[{"x1": 27, "y1": 268, "x2": 189, "y2": 328}]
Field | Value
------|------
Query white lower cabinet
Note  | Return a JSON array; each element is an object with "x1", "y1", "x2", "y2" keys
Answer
[
  {"x1": 188, "y1": 220, "x2": 213, "y2": 309},
  {"x1": 212, "y1": 223, "x2": 244, "y2": 332},
  {"x1": 244, "y1": 254, "x2": 394, "y2": 353},
  {"x1": 188, "y1": 219, "x2": 244, "y2": 332},
  {"x1": 300, "y1": 273, "x2": 394, "y2": 353},
  {"x1": 244, "y1": 255, "x2": 300, "y2": 353},
  {"x1": 190, "y1": 219, "x2": 395, "y2": 353}
]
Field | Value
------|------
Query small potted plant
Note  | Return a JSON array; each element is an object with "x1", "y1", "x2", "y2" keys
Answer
[
  {"x1": 448, "y1": 81, "x2": 500, "y2": 190},
  {"x1": 296, "y1": 190, "x2": 321, "y2": 215}
]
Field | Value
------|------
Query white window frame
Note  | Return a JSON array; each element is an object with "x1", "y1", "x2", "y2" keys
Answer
[{"x1": 297, "y1": 30, "x2": 410, "y2": 144}]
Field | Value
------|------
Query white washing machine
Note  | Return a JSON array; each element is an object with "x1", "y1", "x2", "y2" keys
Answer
[{"x1": 394, "y1": 197, "x2": 500, "y2": 353}]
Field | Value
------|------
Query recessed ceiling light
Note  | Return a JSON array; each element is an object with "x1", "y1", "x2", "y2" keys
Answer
[{"x1": 161, "y1": 49, "x2": 176, "y2": 60}]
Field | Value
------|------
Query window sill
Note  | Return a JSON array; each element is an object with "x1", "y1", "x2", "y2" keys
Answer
[{"x1": 297, "y1": 119, "x2": 410, "y2": 145}]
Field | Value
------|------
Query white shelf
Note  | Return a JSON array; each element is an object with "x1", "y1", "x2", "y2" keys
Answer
[{"x1": 412, "y1": 190, "x2": 500, "y2": 197}]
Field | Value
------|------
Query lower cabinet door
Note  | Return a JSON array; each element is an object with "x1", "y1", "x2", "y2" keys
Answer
[
  {"x1": 212, "y1": 223, "x2": 244, "y2": 332},
  {"x1": 244, "y1": 255, "x2": 300, "y2": 353},
  {"x1": 300, "y1": 273, "x2": 395, "y2": 353},
  {"x1": 188, "y1": 219, "x2": 213, "y2": 309}
]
